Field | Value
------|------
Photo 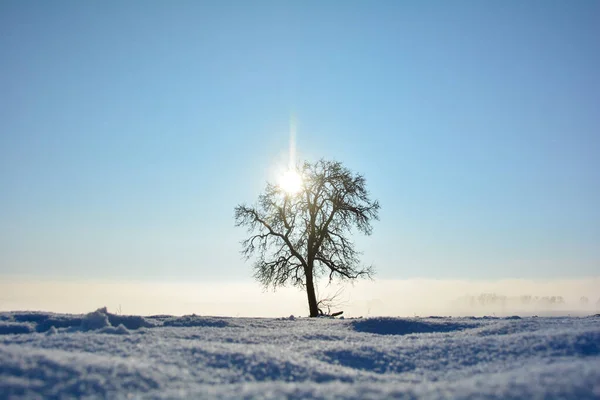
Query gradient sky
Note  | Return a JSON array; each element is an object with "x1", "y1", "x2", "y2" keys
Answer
[{"x1": 1, "y1": 1, "x2": 599, "y2": 284}]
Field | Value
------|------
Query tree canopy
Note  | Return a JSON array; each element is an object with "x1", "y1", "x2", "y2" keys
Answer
[{"x1": 235, "y1": 159, "x2": 380, "y2": 317}]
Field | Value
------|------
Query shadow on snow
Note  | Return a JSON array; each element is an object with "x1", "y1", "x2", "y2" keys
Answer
[{"x1": 351, "y1": 317, "x2": 473, "y2": 336}]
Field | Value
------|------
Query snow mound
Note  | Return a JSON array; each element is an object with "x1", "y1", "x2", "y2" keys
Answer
[
  {"x1": 0, "y1": 345, "x2": 163, "y2": 398},
  {"x1": 107, "y1": 314, "x2": 153, "y2": 330},
  {"x1": 98, "y1": 324, "x2": 130, "y2": 335},
  {"x1": 0, "y1": 323, "x2": 34, "y2": 335},
  {"x1": 10, "y1": 312, "x2": 83, "y2": 333},
  {"x1": 81, "y1": 308, "x2": 111, "y2": 331},
  {"x1": 45, "y1": 326, "x2": 58, "y2": 336},
  {"x1": 80, "y1": 308, "x2": 150, "y2": 333},
  {"x1": 162, "y1": 315, "x2": 230, "y2": 328},
  {"x1": 0, "y1": 308, "x2": 156, "y2": 334},
  {"x1": 321, "y1": 347, "x2": 416, "y2": 374}
]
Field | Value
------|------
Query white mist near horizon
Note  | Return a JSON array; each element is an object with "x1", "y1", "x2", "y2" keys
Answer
[{"x1": 1, "y1": 278, "x2": 599, "y2": 317}]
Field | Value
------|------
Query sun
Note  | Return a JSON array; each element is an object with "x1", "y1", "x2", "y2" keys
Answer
[{"x1": 279, "y1": 169, "x2": 303, "y2": 195}]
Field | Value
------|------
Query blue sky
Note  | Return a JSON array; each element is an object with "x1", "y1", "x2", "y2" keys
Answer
[{"x1": 1, "y1": 1, "x2": 599, "y2": 283}]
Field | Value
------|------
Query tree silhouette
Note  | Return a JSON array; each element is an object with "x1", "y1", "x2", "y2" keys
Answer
[{"x1": 234, "y1": 159, "x2": 380, "y2": 317}]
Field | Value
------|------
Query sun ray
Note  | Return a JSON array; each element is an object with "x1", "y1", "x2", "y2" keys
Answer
[
  {"x1": 289, "y1": 114, "x2": 297, "y2": 171},
  {"x1": 278, "y1": 114, "x2": 302, "y2": 194}
]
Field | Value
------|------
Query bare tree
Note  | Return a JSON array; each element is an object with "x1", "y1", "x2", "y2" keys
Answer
[
  {"x1": 234, "y1": 159, "x2": 380, "y2": 317},
  {"x1": 316, "y1": 286, "x2": 347, "y2": 316}
]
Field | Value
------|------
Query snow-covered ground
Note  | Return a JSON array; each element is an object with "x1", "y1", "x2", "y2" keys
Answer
[{"x1": 1, "y1": 308, "x2": 599, "y2": 399}]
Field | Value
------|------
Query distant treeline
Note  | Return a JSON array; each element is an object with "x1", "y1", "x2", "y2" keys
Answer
[{"x1": 456, "y1": 293, "x2": 600, "y2": 308}]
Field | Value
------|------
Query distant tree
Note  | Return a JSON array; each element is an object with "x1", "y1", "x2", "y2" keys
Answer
[
  {"x1": 520, "y1": 295, "x2": 532, "y2": 305},
  {"x1": 539, "y1": 296, "x2": 552, "y2": 306},
  {"x1": 538, "y1": 296, "x2": 565, "y2": 307},
  {"x1": 476, "y1": 293, "x2": 507, "y2": 307},
  {"x1": 580, "y1": 296, "x2": 589, "y2": 305},
  {"x1": 235, "y1": 159, "x2": 380, "y2": 317}
]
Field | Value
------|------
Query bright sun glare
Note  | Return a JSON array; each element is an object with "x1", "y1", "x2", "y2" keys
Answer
[{"x1": 279, "y1": 169, "x2": 303, "y2": 194}]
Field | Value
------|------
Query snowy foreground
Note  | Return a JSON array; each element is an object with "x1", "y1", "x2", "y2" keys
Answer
[{"x1": 1, "y1": 309, "x2": 599, "y2": 399}]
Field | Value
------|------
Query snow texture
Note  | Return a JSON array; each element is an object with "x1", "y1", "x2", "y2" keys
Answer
[{"x1": 0, "y1": 307, "x2": 599, "y2": 399}]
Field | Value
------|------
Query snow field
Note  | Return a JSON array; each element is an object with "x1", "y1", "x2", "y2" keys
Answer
[{"x1": 1, "y1": 308, "x2": 599, "y2": 399}]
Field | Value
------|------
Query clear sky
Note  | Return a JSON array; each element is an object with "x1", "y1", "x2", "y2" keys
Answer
[{"x1": 1, "y1": 1, "x2": 599, "y2": 284}]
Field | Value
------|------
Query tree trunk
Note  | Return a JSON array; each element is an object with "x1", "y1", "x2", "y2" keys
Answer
[{"x1": 304, "y1": 265, "x2": 319, "y2": 317}]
